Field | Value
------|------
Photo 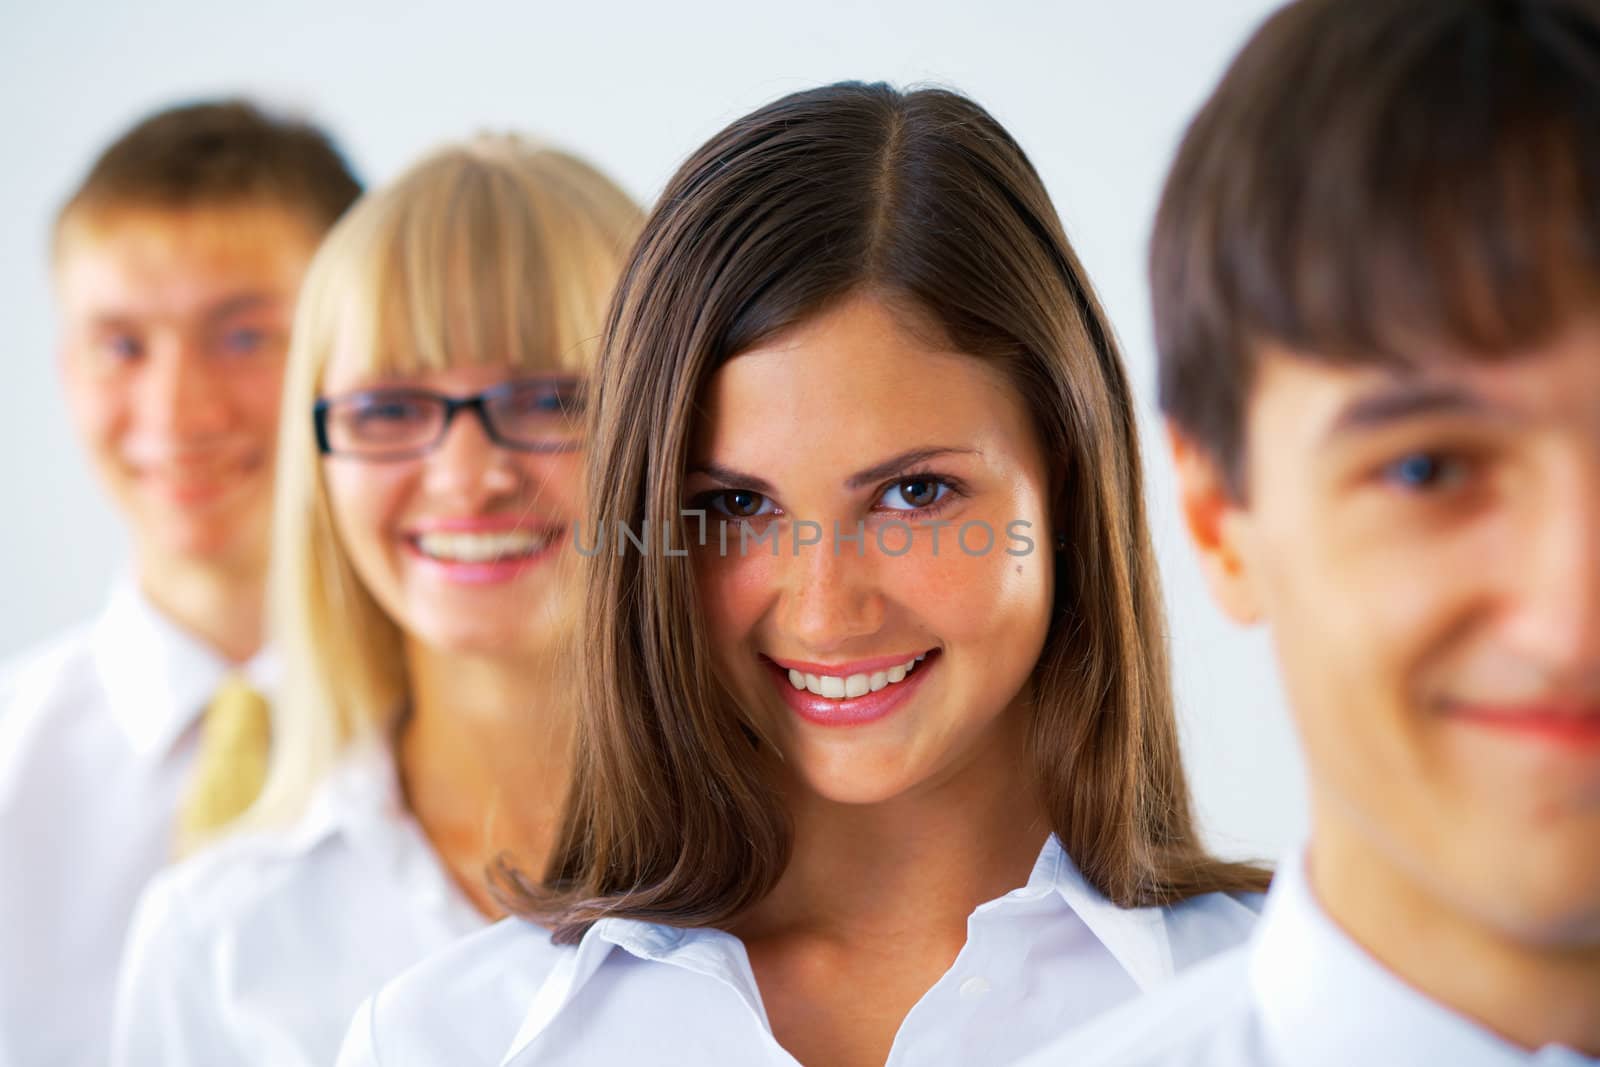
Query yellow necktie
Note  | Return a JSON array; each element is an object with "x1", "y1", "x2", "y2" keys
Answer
[{"x1": 174, "y1": 674, "x2": 272, "y2": 857}]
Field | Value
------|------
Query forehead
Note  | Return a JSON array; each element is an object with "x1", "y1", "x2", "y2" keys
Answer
[
  {"x1": 1247, "y1": 317, "x2": 1600, "y2": 446},
  {"x1": 54, "y1": 205, "x2": 319, "y2": 322},
  {"x1": 693, "y1": 296, "x2": 1032, "y2": 470},
  {"x1": 320, "y1": 360, "x2": 552, "y2": 395}
]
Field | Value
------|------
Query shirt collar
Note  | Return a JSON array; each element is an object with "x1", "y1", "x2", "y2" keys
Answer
[
  {"x1": 92, "y1": 578, "x2": 274, "y2": 759},
  {"x1": 1028, "y1": 834, "x2": 1175, "y2": 992},
  {"x1": 1251, "y1": 849, "x2": 1599, "y2": 1067},
  {"x1": 287, "y1": 738, "x2": 484, "y2": 934},
  {"x1": 188, "y1": 736, "x2": 485, "y2": 947},
  {"x1": 287, "y1": 739, "x2": 405, "y2": 851},
  {"x1": 500, "y1": 834, "x2": 1176, "y2": 1064}
]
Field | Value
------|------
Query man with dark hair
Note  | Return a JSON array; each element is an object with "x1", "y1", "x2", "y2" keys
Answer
[
  {"x1": 0, "y1": 99, "x2": 359, "y2": 1064},
  {"x1": 1023, "y1": 0, "x2": 1600, "y2": 1063}
]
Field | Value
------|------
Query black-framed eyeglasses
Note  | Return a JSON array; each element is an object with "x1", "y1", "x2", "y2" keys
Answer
[{"x1": 313, "y1": 377, "x2": 584, "y2": 460}]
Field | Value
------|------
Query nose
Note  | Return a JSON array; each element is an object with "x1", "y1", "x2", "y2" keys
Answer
[
  {"x1": 142, "y1": 336, "x2": 230, "y2": 441},
  {"x1": 422, "y1": 406, "x2": 524, "y2": 504},
  {"x1": 1504, "y1": 458, "x2": 1600, "y2": 672},
  {"x1": 775, "y1": 526, "x2": 888, "y2": 654}
]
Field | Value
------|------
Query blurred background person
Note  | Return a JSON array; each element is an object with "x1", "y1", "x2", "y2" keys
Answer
[
  {"x1": 112, "y1": 134, "x2": 640, "y2": 1067},
  {"x1": 0, "y1": 99, "x2": 359, "y2": 1066}
]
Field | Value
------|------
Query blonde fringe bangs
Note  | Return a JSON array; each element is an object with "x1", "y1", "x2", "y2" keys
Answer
[{"x1": 233, "y1": 134, "x2": 641, "y2": 837}]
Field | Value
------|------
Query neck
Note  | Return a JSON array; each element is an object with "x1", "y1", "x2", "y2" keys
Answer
[
  {"x1": 738, "y1": 711, "x2": 1049, "y2": 945},
  {"x1": 137, "y1": 549, "x2": 265, "y2": 664},
  {"x1": 398, "y1": 639, "x2": 573, "y2": 919},
  {"x1": 1311, "y1": 813, "x2": 1600, "y2": 1055}
]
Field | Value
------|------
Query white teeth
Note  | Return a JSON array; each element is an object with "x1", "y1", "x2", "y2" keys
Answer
[
  {"x1": 790, "y1": 653, "x2": 932, "y2": 702},
  {"x1": 414, "y1": 530, "x2": 551, "y2": 563}
]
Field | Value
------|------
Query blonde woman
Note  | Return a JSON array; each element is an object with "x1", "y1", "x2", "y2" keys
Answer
[{"x1": 109, "y1": 135, "x2": 640, "y2": 1067}]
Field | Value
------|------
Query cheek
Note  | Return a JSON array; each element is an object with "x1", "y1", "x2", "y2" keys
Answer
[
  {"x1": 323, "y1": 466, "x2": 409, "y2": 574},
  {"x1": 521, "y1": 454, "x2": 584, "y2": 518},
  {"x1": 694, "y1": 548, "x2": 777, "y2": 652},
  {"x1": 235, "y1": 362, "x2": 289, "y2": 438},
  {"x1": 62, "y1": 367, "x2": 128, "y2": 445},
  {"x1": 927, "y1": 488, "x2": 1054, "y2": 646},
  {"x1": 1267, "y1": 500, "x2": 1485, "y2": 675},
  {"x1": 1255, "y1": 506, "x2": 1483, "y2": 770},
  {"x1": 898, "y1": 537, "x2": 1052, "y2": 654}
]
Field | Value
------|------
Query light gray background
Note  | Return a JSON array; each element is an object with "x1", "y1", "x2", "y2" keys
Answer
[{"x1": 0, "y1": 0, "x2": 1302, "y2": 860}]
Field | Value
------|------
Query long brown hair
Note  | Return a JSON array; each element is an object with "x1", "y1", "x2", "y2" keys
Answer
[{"x1": 502, "y1": 82, "x2": 1269, "y2": 941}]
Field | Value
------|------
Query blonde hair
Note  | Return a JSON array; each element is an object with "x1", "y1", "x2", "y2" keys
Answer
[{"x1": 246, "y1": 134, "x2": 641, "y2": 831}]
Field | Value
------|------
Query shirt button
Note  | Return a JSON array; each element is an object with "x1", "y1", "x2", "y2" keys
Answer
[{"x1": 959, "y1": 976, "x2": 991, "y2": 1000}]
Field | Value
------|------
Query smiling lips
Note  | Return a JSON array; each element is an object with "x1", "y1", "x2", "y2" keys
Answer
[
  {"x1": 1451, "y1": 703, "x2": 1600, "y2": 748},
  {"x1": 403, "y1": 520, "x2": 563, "y2": 584},
  {"x1": 785, "y1": 653, "x2": 928, "y2": 699},
  {"x1": 766, "y1": 650, "x2": 940, "y2": 727},
  {"x1": 413, "y1": 528, "x2": 554, "y2": 562},
  {"x1": 138, "y1": 453, "x2": 262, "y2": 505}
]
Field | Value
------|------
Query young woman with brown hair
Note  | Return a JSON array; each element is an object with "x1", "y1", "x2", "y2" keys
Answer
[{"x1": 339, "y1": 82, "x2": 1269, "y2": 1067}]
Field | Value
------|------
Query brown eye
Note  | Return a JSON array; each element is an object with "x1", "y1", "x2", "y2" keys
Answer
[
  {"x1": 880, "y1": 477, "x2": 948, "y2": 511},
  {"x1": 716, "y1": 489, "x2": 770, "y2": 519},
  {"x1": 899, "y1": 479, "x2": 939, "y2": 507}
]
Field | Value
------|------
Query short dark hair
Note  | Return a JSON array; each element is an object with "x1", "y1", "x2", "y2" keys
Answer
[
  {"x1": 55, "y1": 98, "x2": 361, "y2": 246},
  {"x1": 1153, "y1": 0, "x2": 1600, "y2": 493}
]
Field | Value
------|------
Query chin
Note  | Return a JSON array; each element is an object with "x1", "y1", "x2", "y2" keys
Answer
[
  {"x1": 787, "y1": 747, "x2": 927, "y2": 807},
  {"x1": 158, "y1": 522, "x2": 258, "y2": 563},
  {"x1": 799, "y1": 777, "x2": 913, "y2": 807},
  {"x1": 423, "y1": 625, "x2": 516, "y2": 657},
  {"x1": 419, "y1": 619, "x2": 551, "y2": 660},
  {"x1": 1483, "y1": 847, "x2": 1600, "y2": 947}
]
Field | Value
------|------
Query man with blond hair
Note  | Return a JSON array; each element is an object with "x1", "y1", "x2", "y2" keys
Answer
[{"x1": 0, "y1": 99, "x2": 359, "y2": 1063}]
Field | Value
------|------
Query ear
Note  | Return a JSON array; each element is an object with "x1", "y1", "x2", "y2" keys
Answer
[{"x1": 1167, "y1": 423, "x2": 1263, "y2": 625}]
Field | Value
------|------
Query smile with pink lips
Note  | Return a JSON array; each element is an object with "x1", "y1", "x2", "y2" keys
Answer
[
  {"x1": 403, "y1": 515, "x2": 565, "y2": 585},
  {"x1": 1447, "y1": 699, "x2": 1600, "y2": 751},
  {"x1": 764, "y1": 648, "x2": 942, "y2": 727}
]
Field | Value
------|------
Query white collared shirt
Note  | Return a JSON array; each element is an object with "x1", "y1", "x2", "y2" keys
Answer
[
  {"x1": 1019, "y1": 849, "x2": 1600, "y2": 1067},
  {"x1": 111, "y1": 740, "x2": 485, "y2": 1067},
  {"x1": 0, "y1": 580, "x2": 272, "y2": 1067},
  {"x1": 336, "y1": 835, "x2": 1264, "y2": 1066}
]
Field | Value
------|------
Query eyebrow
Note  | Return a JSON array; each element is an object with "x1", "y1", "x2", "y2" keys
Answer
[
  {"x1": 84, "y1": 293, "x2": 280, "y2": 331},
  {"x1": 842, "y1": 446, "x2": 982, "y2": 489},
  {"x1": 685, "y1": 462, "x2": 778, "y2": 499},
  {"x1": 687, "y1": 446, "x2": 981, "y2": 497},
  {"x1": 204, "y1": 293, "x2": 281, "y2": 322},
  {"x1": 1322, "y1": 380, "x2": 1506, "y2": 443}
]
